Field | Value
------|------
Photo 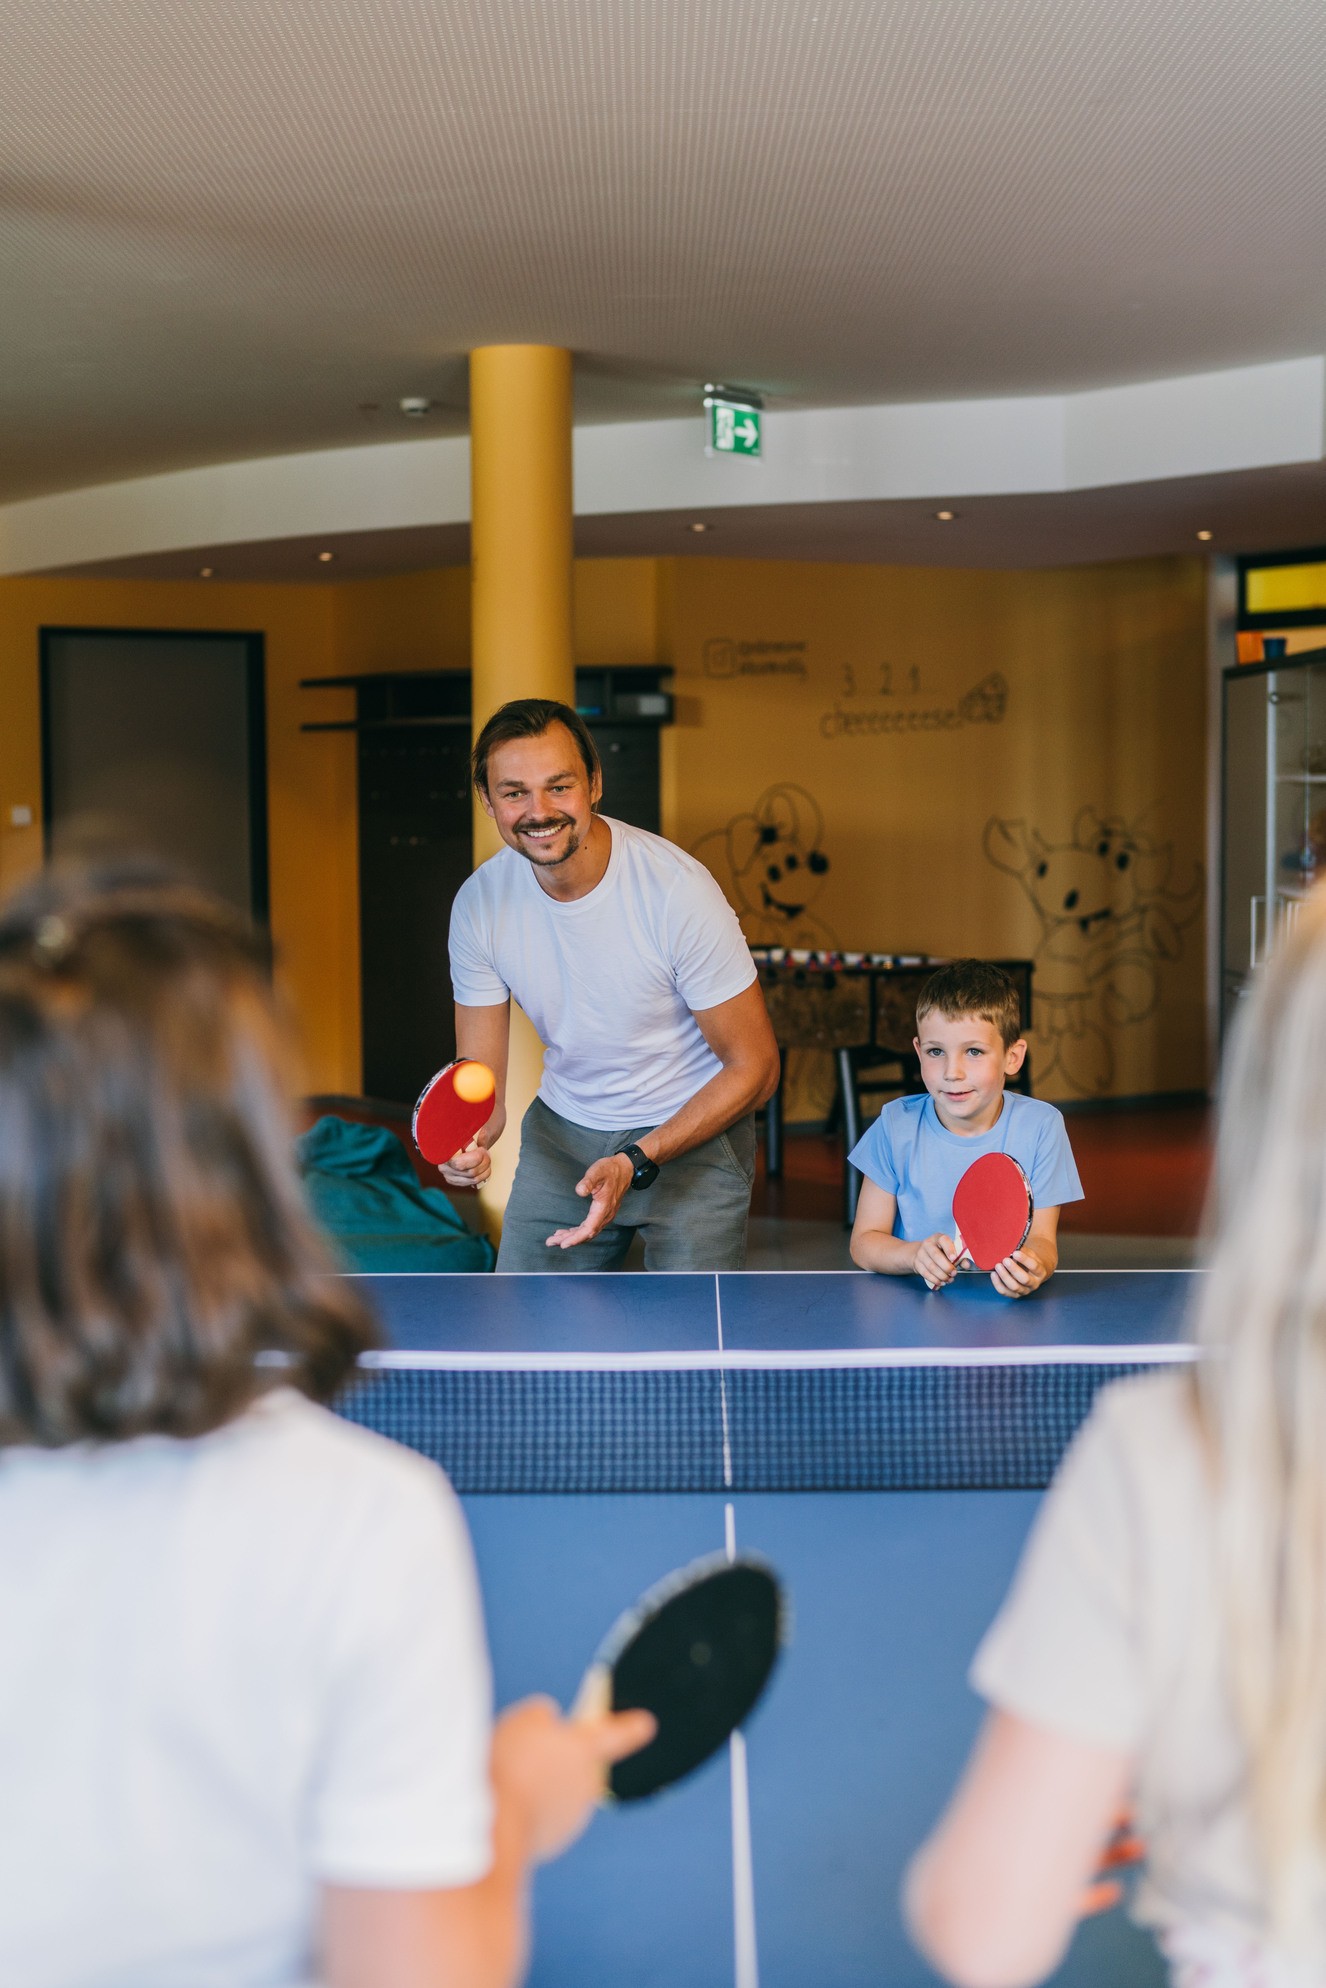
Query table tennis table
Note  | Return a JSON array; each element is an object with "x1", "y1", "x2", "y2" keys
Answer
[{"x1": 338, "y1": 1269, "x2": 1195, "y2": 1988}]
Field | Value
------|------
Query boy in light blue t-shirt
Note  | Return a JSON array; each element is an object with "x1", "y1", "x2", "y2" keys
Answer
[{"x1": 848, "y1": 959, "x2": 1083, "y2": 1297}]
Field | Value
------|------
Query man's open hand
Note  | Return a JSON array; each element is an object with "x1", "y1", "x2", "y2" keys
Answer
[{"x1": 546, "y1": 1152, "x2": 634, "y2": 1250}]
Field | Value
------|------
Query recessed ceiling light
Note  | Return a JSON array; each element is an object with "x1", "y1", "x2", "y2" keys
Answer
[
  {"x1": 688, "y1": 522, "x2": 709, "y2": 533},
  {"x1": 935, "y1": 509, "x2": 956, "y2": 522},
  {"x1": 199, "y1": 566, "x2": 214, "y2": 578},
  {"x1": 1196, "y1": 529, "x2": 1213, "y2": 542},
  {"x1": 318, "y1": 550, "x2": 335, "y2": 563}
]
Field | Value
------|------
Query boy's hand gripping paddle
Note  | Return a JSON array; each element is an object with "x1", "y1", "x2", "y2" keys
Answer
[
  {"x1": 575, "y1": 1554, "x2": 785, "y2": 1803},
  {"x1": 412, "y1": 1059, "x2": 496, "y2": 1167},
  {"x1": 952, "y1": 1151, "x2": 1034, "y2": 1272}
]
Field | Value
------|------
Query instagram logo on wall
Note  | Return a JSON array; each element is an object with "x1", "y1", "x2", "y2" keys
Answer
[{"x1": 703, "y1": 639, "x2": 738, "y2": 678}]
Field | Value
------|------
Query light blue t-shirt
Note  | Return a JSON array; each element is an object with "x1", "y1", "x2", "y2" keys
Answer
[{"x1": 848, "y1": 1091, "x2": 1084, "y2": 1243}]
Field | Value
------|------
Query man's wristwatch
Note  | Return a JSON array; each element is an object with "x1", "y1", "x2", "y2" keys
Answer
[{"x1": 621, "y1": 1143, "x2": 660, "y2": 1191}]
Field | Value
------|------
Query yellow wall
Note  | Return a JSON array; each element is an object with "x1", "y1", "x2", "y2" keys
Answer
[
  {"x1": 0, "y1": 550, "x2": 1206, "y2": 1108},
  {"x1": 573, "y1": 558, "x2": 659, "y2": 671},
  {"x1": 0, "y1": 560, "x2": 659, "y2": 1103},
  {"x1": 661, "y1": 554, "x2": 1208, "y2": 1104},
  {"x1": 0, "y1": 574, "x2": 356, "y2": 1087}
]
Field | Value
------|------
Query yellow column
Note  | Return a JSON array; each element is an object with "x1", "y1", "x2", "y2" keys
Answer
[{"x1": 469, "y1": 344, "x2": 575, "y2": 1233}]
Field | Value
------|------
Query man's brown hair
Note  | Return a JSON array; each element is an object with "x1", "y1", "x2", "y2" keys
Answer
[
  {"x1": 471, "y1": 698, "x2": 601, "y2": 798},
  {"x1": 0, "y1": 860, "x2": 374, "y2": 1447},
  {"x1": 915, "y1": 959, "x2": 1022, "y2": 1048}
]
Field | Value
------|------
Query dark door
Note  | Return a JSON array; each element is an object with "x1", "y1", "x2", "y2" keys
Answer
[
  {"x1": 41, "y1": 628, "x2": 268, "y2": 919},
  {"x1": 593, "y1": 723, "x2": 661, "y2": 832}
]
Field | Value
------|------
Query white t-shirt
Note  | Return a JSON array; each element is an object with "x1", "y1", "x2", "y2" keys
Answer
[
  {"x1": 972, "y1": 1371, "x2": 1326, "y2": 1963},
  {"x1": 448, "y1": 817, "x2": 757, "y2": 1129},
  {"x1": 0, "y1": 1389, "x2": 493, "y2": 1988}
]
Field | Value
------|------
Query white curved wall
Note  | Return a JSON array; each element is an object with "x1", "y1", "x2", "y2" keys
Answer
[{"x1": 1, "y1": 354, "x2": 1321, "y2": 576}]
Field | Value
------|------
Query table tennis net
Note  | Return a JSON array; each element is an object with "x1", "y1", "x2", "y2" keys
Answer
[{"x1": 335, "y1": 1360, "x2": 1162, "y2": 1494}]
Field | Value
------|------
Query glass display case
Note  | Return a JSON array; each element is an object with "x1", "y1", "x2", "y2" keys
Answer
[{"x1": 1223, "y1": 645, "x2": 1326, "y2": 1028}]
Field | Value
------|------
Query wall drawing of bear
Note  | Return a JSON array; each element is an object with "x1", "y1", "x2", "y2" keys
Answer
[
  {"x1": 984, "y1": 809, "x2": 1202, "y2": 1096},
  {"x1": 692, "y1": 784, "x2": 839, "y2": 1123}
]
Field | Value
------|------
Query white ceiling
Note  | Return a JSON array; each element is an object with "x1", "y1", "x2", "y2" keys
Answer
[{"x1": 4, "y1": 0, "x2": 1326, "y2": 512}]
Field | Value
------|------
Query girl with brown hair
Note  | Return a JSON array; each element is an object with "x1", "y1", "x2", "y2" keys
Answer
[{"x1": 0, "y1": 862, "x2": 648, "y2": 1988}]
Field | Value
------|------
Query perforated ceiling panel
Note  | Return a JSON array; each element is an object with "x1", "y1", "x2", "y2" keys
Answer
[{"x1": 2, "y1": 0, "x2": 1325, "y2": 503}]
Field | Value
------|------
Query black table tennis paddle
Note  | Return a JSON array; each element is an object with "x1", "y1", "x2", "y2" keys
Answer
[{"x1": 576, "y1": 1553, "x2": 786, "y2": 1803}]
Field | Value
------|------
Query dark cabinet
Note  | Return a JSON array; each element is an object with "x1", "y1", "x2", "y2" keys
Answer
[
  {"x1": 358, "y1": 728, "x2": 475, "y2": 1108},
  {"x1": 1222, "y1": 646, "x2": 1326, "y2": 1034}
]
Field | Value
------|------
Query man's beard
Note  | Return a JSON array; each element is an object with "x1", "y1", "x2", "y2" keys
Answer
[{"x1": 514, "y1": 816, "x2": 582, "y2": 867}]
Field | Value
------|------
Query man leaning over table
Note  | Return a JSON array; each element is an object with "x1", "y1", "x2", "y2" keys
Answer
[{"x1": 440, "y1": 697, "x2": 781, "y2": 1272}]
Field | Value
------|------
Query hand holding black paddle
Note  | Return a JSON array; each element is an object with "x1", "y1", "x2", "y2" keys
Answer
[
  {"x1": 489, "y1": 1555, "x2": 785, "y2": 1879},
  {"x1": 492, "y1": 1697, "x2": 657, "y2": 1867},
  {"x1": 575, "y1": 1554, "x2": 786, "y2": 1804}
]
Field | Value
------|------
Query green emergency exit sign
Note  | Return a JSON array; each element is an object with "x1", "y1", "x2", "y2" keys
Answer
[{"x1": 705, "y1": 388, "x2": 762, "y2": 457}]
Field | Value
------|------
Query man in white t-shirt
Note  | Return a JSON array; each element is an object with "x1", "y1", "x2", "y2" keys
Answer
[{"x1": 442, "y1": 698, "x2": 780, "y2": 1271}]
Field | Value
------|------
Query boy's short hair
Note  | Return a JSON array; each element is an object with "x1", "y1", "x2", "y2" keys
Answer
[{"x1": 915, "y1": 959, "x2": 1022, "y2": 1048}]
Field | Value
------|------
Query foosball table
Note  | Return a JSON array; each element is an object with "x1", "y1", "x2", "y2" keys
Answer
[{"x1": 750, "y1": 950, "x2": 1036, "y2": 1223}]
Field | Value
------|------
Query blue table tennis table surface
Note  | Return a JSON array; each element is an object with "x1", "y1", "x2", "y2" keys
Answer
[
  {"x1": 353, "y1": 1270, "x2": 1193, "y2": 1988},
  {"x1": 356, "y1": 1265, "x2": 1193, "y2": 1357}
]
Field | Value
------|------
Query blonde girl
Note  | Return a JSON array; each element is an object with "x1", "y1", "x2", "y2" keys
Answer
[{"x1": 906, "y1": 888, "x2": 1326, "y2": 1988}]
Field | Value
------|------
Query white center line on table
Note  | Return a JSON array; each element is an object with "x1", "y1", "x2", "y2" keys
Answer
[{"x1": 718, "y1": 1275, "x2": 760, "y2": 1988}]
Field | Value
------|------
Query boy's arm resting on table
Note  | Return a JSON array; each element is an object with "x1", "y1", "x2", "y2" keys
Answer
[
  {"x1": 990, "y1": 1206, "x2": 1060, "y2": 1299},
  {"x1": 849, "y1": 1179, "x2": 959, "y2": 1286},
  {"x1": 903, "y1": 1708, "x2": 1134, "y2": 1988},
  {"x1": 321, "y1": 1698, "x2": 654, "y2": 1988},
  {"x1": 438, "y1": 1002, "x2": 512, "y2": 1188},
  {"x1": 851, "y1": 1188, "x2": 1062, "y2": 1294}
]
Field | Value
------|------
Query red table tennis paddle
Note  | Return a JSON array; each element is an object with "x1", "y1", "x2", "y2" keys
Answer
[
  {"x1": 412, "y1": 1059, "x2": 497, "y2": 1168},
  {"x1": 952, "y1": 1152, "x2": 1034, "y2": 1272}
]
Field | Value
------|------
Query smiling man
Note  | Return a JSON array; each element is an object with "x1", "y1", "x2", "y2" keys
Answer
[{"x1": 441, "y1": 698, "x2": 780, "y2": 1271}]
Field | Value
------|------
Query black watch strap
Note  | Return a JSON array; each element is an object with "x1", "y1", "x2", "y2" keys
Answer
[{"x1": 622, "y1": 1142, "x2": 660, "y2": 1190}]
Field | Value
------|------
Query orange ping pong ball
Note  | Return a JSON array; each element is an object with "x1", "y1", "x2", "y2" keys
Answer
[{"x1": 453, "y1": 1061, "x2": 496, "y2": 1104}]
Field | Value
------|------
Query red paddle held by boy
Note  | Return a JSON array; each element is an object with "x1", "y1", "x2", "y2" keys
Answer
[
  {"x1": 941, "y1": 1152, "x2": 1051, "y2": 1298},
  {"x1": 413, "y1": 1059, "x2": 498, "y2": 1183}
]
